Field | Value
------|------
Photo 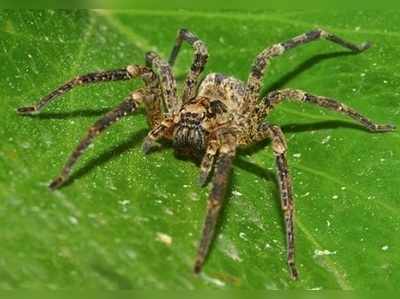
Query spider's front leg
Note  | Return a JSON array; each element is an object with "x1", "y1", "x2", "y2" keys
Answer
[
  {"x1": 49, "y1": 89, "x2": 153, "y2": 189},
  {"x1": 145, "y1": 51, "x2": 180, "y2": 114},
  {"x1": 198, "y1": 139, "x2": 219, "y2": 186},
  {"x1": 252, "y1": 123, "x2": 298, "y2": 280},
  {"x1": 142, "y1": 118, "x2": 175, "y2": 154},
  {"x1": 168, "y1": 29, "x2": 208, "y2": 103},
  {"x1": 194, "y1": 129, "x2": 237, "y2": 273}
]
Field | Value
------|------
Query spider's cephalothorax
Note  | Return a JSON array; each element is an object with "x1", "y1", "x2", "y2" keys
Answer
[
  {"x1": 171, "y1": 97, "x2": 232, "y2": 158},
  {"x1": 17, "y1": 28, "x2": 396, "y2": 280},
  {"x1": 172, "y1": 99, "x2": 213, "y2": 157}
]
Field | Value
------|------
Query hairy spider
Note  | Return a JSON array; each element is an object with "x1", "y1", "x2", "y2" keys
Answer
[{"x1": 17, "y1": 28, "x2": 395, "y2": 279}]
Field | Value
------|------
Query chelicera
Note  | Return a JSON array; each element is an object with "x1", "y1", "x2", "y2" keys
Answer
[{"x1": 17, "y1": 28, "x2": 395, "y2": 279}]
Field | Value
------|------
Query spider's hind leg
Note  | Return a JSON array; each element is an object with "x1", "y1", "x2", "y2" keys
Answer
[
  {"x1": 243, "y1": 29, "x2": 371, "y2": 115},
  {"x1": 260, "y1": 89, "x2": 396, "y2": 132}
]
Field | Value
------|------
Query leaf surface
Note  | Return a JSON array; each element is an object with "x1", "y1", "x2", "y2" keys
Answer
[{"x1": 0, "y1": 10, "x2": 399, "y2": 289}]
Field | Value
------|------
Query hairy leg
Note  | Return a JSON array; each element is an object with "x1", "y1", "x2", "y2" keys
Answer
[
  {"x1": 242, "y1": 29, "x2": 370, "y2": 114},
  {"x1": 17, "y1": 65, "x2": 160, "y2": 116},
  {"x1": 145, "y1": 51, "x2": 180, "y2": 114},
  {"x1": 194, "y1": 129, "x2": 236, "y2": 273},
  {"x1": 253, "y1": 123, "x2": 298, "y2": 279},
  {"x1": 258, "y1": 89, "x2": 395, "y2": 132},
  {"x1": 49, "y1": 89, "x2": 152, "y2": 189},
  {"x1": 142, "y1": 118, "x2": 175, "y2": 154},
  {"x1": 198, "y1": 139, "x2": 219, "y2": 186},
  {"x1": 168, "y1": 28, "x2": 208, "y2": 103}
]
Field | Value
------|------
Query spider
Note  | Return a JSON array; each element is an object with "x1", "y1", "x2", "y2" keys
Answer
[{"x1": 17, "y1": 28, "x2": 395, "y2": 280}]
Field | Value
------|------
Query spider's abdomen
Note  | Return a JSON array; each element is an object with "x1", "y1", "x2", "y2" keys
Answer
[{"x1": 198, "y1": 73, "x2": 245, "y2": 112}]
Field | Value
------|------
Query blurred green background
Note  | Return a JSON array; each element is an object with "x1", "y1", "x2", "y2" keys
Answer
[{"x1": 0, "y1": 10, "x2": 399, "y2": 289}]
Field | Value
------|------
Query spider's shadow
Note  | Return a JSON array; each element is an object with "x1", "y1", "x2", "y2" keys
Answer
[
  {"x1": 25, "y1": 108, "x2": 112, "y2": 119},
  {"x1": 262, "y1": 50, "x2": 359, "y2": 95},
  {"x1": 27, "y1": 107, "x2": 148, "y2": 120},
  {"x1": 61, "y1": 129, "x2": 148, "y2": 188}
]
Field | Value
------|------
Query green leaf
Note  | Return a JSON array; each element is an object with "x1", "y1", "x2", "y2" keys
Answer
[{"x1": 1, "y1": 10, "x2": 399, "y2": 289}]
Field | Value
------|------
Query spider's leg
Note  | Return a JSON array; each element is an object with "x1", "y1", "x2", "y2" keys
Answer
[
  {"x1": 168, "y1": 28, "x2": 208, "y2": 103},
  {"x1": 49, "y1": 89, "x2": 150, "y2": 190},
  {"x1": 142, "y1": 118, "x2": 175, "y2": 154},
  {"x1": 242, "y1": 29, "x2": 370, "y2": 114},
  {"x1": 199, "y1": 139, "x2": 219, "y2": 186},
  {"x1": 145, "y1": 51, "x2": 180, "y2": 114},
  {"x1": 255, "y1": 124, "x2": 298, "y2": 279},
  {"x1": 261, "y1": 89, "x2": 395, "y2": 132},
  {"x1": 194, "y1": 130, "x2": 236, "y2": 273},
  {"x1": 17, "y1": 65, "x2": 158, "y2": 115}
]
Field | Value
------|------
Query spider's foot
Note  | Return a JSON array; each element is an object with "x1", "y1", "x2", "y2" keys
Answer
[
  {"x1": 16, "y1": 106, "x2": 38, "y2": 115},
  {"x1": 198, "y1": 172, "x2": 210, "y2": 187},
  {"x1": 193, "y1": 258, "x2": 204, "y2": 274},
  {"x1": 289, "y1": 262, "x2": 299, "y2": 281},
  {"x1": 142, "y1": 138, "x2": 160, "y2": 155},
  {"x1": 49, "y1": 176, "x2": 65, "y2": 190},
  {"x1": 358, "y1": 41, "x2": 372, "y2": 52},
  {"x1": 370, "y1": 123, "x2": 396, "y2": 133}
]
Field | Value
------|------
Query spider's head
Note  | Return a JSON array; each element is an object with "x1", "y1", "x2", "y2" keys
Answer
[{"x1": 172, "y1": 101, "x2": 209, "y2": 159}]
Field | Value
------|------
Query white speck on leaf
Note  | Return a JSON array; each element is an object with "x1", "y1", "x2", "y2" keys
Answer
[
  {"x1": 314, "y1": 249, "x2": 336, "y2": 257},
  {"x1": 232, "y1": 190, "x2": 242, "y2": 197},
  {"x1": 200, "y1": 273, "x2": 226, "y2": 287},
  {"x1": 190, "y1": 192, "x2": 200, "y2": 201},
  {"x1": 382, "y1": 245, "x2": 389, "y2": 251},
  {"x1": 118, "y1": 200, "x2": 130, "y2": 206},
  {"x1": 239, "y1": 232, "x2": 248, "y2": 241},
  {"x1": 293, "y1": 153, "x2": 301, "y2": 158},
  {"x1": 332, "y1": 195, "x2": 339, "y2": 200},
  {"x1": 321, "y1": 135, "x2": 331, "y2": 144},
  {"x1": 68, "y1": 216, "x2": 78, "y2": 225},
  {"x1": 308, "y1": 287, "x2": 323, "y2": 291},
  {"x1": 164, "y1": 208, "x2": 174, "y2": 216},
  {"x1": 225, "y1": 243, "x2": 242, "y2": 262},
  {"x1": 126, "y1": 249, "x2": 136, "y2": 260},
  {"x1": 156, "y1": 232, "x2": 172, "y2": 246}
]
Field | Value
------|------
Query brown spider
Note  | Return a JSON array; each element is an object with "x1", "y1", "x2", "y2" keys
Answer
[{"x1": 17, "y1": 28, "x2": 395, "y2": 280}]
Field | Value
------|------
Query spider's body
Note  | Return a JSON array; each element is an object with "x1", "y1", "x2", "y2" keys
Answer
[
  {"x1": 168, "y1": 73, "x2": 246, "y2": 159},
  {"x1": 17, "y1": 28, "x2": 395, "y2": 280}
]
